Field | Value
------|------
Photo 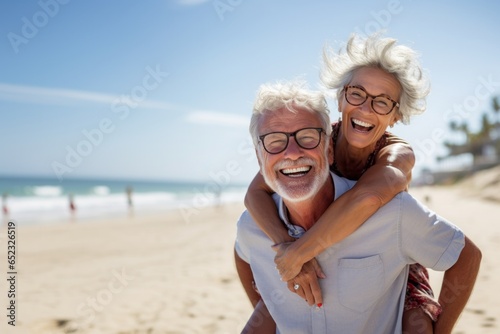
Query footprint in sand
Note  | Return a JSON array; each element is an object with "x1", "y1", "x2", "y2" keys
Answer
[
  {"x1": 469, "y1": 309, "x2": 496, "y2": 328},
  {"x1": 482, "y1": 316, "x2": 496, "y2": 328},
  {"x1": 220, "y1": 277, "x2": 232, "y2": 284},
  {"x1": 31, "y1": 318, "x2": 79, "y2": 334}
]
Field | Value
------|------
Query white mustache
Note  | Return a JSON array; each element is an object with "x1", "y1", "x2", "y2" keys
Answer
[{"x1": 274, "y1": 158, "x2": 316, "y2": 171}]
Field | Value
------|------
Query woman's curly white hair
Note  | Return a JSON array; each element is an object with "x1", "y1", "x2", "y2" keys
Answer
[{"x1": 321, "y1": 33, "x2": 430, "y2": 124}]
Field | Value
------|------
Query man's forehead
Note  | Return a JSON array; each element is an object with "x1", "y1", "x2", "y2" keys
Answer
[{"x1": 258, "y1": 107, "x2": 321, "y2": 132}]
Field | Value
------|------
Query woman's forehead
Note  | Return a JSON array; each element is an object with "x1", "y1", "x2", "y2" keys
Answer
[{"x1": 350, "y1": 67, "x2": 401, "y2": 97}]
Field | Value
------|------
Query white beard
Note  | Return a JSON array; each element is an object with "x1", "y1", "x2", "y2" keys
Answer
[{"x1": 260, "y1": 153, "x2": 330, "y2": 203}]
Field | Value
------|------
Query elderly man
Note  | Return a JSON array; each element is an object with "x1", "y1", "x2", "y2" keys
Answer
[{"x1": 234, "y1": 81, "x2": 481, "y2": 333}]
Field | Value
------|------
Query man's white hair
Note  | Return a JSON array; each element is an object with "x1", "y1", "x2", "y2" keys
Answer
[{"x1": 249, "y1": 80, "x2": 331, "y2": 146}]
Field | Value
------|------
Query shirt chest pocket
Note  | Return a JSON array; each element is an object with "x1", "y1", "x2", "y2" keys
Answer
[{"x1": 337, "y1": 255, "x2": 384, "y2": 313}]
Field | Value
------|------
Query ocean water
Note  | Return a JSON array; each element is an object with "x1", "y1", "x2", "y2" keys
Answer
[{"x1": 0, "y1": 176, "x2": 247, "y2": 226}]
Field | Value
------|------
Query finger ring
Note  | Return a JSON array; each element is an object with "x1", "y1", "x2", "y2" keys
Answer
[{"x1": 293, "y1": 283, "x2": 300, "y2": 291}]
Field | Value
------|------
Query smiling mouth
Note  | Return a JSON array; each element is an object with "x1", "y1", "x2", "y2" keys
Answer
[
  {"x1": 280, "y1": 166, "x2": 311, "y2": 177},
  {"x1": 351, "y1": 118, "x2": 374, "y2": 132}
]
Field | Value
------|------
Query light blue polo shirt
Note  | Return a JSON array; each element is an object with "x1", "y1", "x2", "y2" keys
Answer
[{"x1": 235, "y1": 173, "x2": 465, "y2": 334}]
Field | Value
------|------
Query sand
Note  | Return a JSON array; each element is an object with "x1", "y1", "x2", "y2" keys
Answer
[{"x1": 0, "y1": 174, "x2": 498, "y2": 333}]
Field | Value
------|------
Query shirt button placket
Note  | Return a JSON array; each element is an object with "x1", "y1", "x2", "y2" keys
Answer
[{"x1": 311, "y1": 304, "x2": 326, "y2": 333}]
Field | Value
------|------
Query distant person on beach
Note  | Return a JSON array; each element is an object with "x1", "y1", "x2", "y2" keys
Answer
[
  {"x1": 126, "y1": 186, "x2": 134, "y2": 213},
  {"x1": 234, "y1": 80, "x2": 481, "y2": 333},
  {"x1": 240, "y1": 33, "x2": 453, "y2": 332},
  {"x1": 68, "y1": 193, "x2": 76, "y2": 217},
  {"x1": 2, "y1": 192, "x2": 8, "y2": 216},
  {"x1": 126, "y1": 186, "x2": 135, "y2": 217}
]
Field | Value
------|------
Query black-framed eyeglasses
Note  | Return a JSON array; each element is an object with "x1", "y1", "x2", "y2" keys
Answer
[
  {"x1": 258, "y1": 127, "x2": 324, "y2": 154},
  {"x1": 344, "y1": 85, "x2": 400, "y2": 115}
]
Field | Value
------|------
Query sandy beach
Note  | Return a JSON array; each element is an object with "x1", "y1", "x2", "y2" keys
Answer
[{"x1": 0, "y1": 169, "x2": 499, "y2": 333}]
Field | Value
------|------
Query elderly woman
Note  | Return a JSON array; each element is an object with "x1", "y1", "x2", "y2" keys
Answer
[{"x1": 238, "y1": 33, "x2": 446, "y2": 333}]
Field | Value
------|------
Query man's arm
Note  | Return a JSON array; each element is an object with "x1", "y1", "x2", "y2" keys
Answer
[
  {"x1": 234, "y1": 249, "x2": 277, "y2": 332},
  {"x1": 234, "y1": 248, "x2": 261, "y2": 308},
  {"x1": 434, "y1": 236, "x2": 482, "y2": 333}
]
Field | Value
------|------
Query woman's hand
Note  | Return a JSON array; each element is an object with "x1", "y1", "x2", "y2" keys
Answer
[
  {"x1": 273, "y1": 242, "x2": 307, "y2": 281},
  {"x1": 286, "y1": 258, "x2": 325, "y2": 307},
  {"x1": 273, "y1": 242, "x2": 326, "y2": 306}
]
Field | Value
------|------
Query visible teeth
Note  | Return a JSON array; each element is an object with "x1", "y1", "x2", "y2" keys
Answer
[
  {"x1": 352, "y1": 118, "x2": 373, "y2": 128},
  {"x1": 282, "y1": 166, "x2": 310, "y2": 174}
]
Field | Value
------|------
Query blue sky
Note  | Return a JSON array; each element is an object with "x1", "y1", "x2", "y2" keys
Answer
[{"x1": 1, "y1": 0, "x2": 499, "y2": 185}]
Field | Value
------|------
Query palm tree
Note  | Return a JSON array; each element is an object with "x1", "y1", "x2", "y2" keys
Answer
[{"x1": 440, "y1": 96, "x2": 500, "y2": 166}]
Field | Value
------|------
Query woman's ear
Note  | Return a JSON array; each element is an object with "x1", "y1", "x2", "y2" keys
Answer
[{"x1": 390, "y1": 113, "x2": 400, "y2": 128}]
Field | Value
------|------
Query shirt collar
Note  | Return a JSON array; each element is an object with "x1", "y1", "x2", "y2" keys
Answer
[
  {"x1": 277, "y1": 197, "x2": 306, "y2": 239},
  {"x1": 275, "y1": 172, "x2": 350, "y2": 239}
]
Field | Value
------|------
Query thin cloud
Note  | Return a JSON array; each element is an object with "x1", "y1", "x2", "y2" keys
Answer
[
  {"x1": 0, "y1": 83, "x2": 174, "y2": 110},
  {"x1": 187, "y1": 110, "x2": 249, "y2": 127}
]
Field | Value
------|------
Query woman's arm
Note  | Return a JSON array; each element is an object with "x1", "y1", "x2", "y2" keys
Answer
[
  {"x1": 275, "y1": 142, "x2": 415, "y2": 280},
  {"x1": 244, "y1": 173, "x2": 324, "y2": 306},
  {"x1": 244, "y1": 173, "x2": 295, "y2": 244}
]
